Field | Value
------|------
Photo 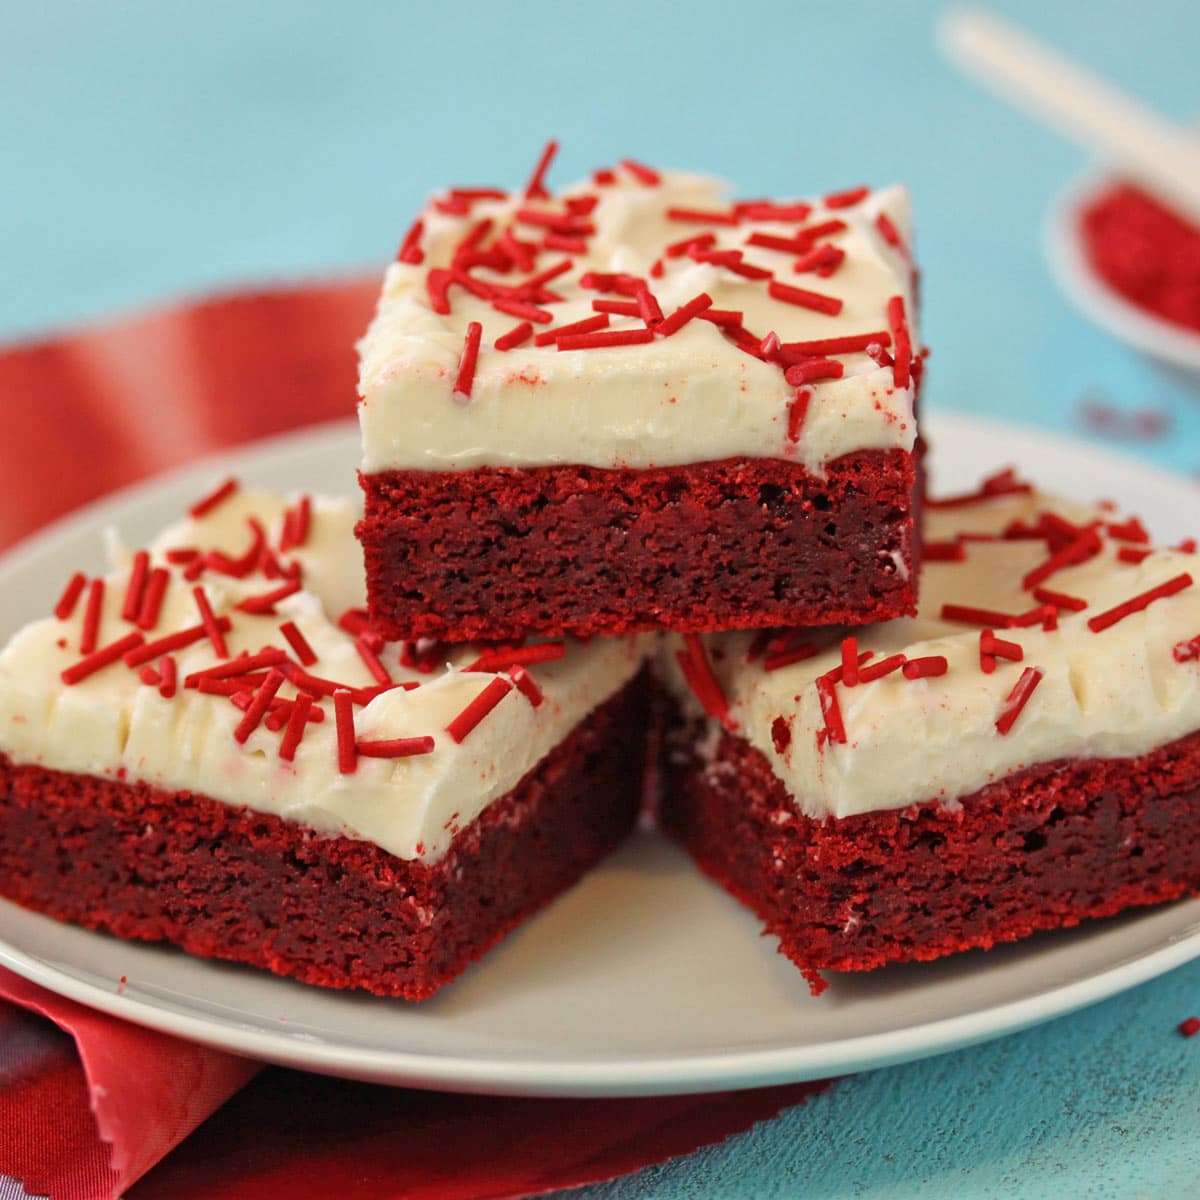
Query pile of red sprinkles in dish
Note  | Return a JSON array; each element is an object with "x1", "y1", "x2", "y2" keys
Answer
[
  {"x1": 50, "y1": 482, "x2": 560, "y2": 776},
  {"x1": 1081, "y1": 183, "x2": 1200, "y2": 335}
]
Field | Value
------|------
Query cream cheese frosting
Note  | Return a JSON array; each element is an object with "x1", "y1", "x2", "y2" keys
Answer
[
  {"x1": 661, "y1": 485, "x2": 1200, "y2": 820},
  {"x1": 358, "y1": 162, "x2": 919, "y2": 475},
  {"x1": 0, "y1": 487, "x2": 647, "y2": 862}
]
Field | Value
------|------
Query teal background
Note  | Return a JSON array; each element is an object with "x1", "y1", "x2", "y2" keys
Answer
[{"x1": 3, "y1": 1, "x2": 1200, "y2": 1195}]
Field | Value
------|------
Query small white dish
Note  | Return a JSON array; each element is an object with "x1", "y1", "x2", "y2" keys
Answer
[
  {"x1": 1, "y1": 414, "x2": 1199, "y2": 1097},
  {"x1": 1046, "y1": 170, "x2": 1200, "y2": 375}
]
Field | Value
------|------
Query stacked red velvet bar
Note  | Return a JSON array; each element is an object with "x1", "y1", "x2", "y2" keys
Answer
[{"x1": 356, "y1": 145, "x2": 922, "y2": 642}]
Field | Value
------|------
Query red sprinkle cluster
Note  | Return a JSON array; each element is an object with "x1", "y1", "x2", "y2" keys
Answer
[
  {"x1": 51, "y1": 486, "x2": 559, "y2": 777},
  {"x1": 390, "y1": 142, "x2": 915, "y2": 442}
]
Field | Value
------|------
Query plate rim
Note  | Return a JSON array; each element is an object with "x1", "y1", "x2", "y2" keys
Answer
[{"x1": 1, "y1": 409, "x2": 1199, "y2": 1097}]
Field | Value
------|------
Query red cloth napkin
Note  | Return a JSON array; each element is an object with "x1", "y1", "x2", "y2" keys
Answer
[
  {"x1": 0, "y1": 282, "x2": 836, "y2": 1199},
  {"x1": 0, "y1": 968, "x2": 830, "y2": 1200},
  {"x1": 0, "y1": 967, "x2": 258, "y2": 1199}
]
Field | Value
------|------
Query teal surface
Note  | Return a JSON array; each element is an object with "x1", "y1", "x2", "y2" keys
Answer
[{"x1": 3, "y1": 2, "x2": 1200, "y2": 1196}]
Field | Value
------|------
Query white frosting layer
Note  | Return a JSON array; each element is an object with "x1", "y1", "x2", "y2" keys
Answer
[
  {"x1": 662, "y1": 490, "x2": 1200, "y2": 820},
  {"x1": 359, "y1": 168, "x2": 918, "y2": 474},
  {"x1": 0, "y1": 490, "x2": 646, "y2": 861}
]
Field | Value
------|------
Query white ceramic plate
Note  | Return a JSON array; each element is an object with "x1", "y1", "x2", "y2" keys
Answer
[
  {"x1": 1046, "y1": 170, "x2": 1200, "y2": 375},
  {"x1": 1, "y1": 412, "x2": 1198, "y2": 1097}
]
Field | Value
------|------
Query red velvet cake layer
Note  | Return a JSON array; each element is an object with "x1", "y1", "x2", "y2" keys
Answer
[
  {"x1": 358, "y1": 449, "x2": 917, "y2": 642},
  {"x1": 661, "y1": 716, "x2": 1200, "y2": 991},
  {"x1": 0, "y1": 679, "x2": 647, "y2": 1001}
]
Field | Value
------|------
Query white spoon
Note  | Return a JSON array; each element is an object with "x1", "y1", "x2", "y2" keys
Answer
[{"x1": 939, "y1": 7, "x2": 1200, "y2": 226}]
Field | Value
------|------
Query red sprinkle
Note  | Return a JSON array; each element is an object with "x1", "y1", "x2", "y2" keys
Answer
[
  {"x1": 334, "y1": 690, "x2": 357, "y2": 773},
  {"x1": 592, "y1": 299, "x2": 641, "y2": 316},
  {"x1": 636, "y1": 286, "x2": 664, "y2": 326},
  {"x1": 763, "y1": 642, "x2": 820, "y2": 672},
  {"x1": 514, "y1": 207, "x2": 594, "y2": 236},
  {"x1": 665, "y1": 232, "x2": 717, "y2": 258},
  {"x1": 139, "y1": 665, "x2": 159, "y2": 687},
  {"x1": 54, "y1": 572, "x2": 87, "y2": 621},
  {"x1": 666, "y1": 206, "x2": 739, "y2": 225},
  {"x1": 338, "y1": 608, "x2": 373, "y2": 638},
  {"x1": 1032, "y1": 586, "x2": 1088, "y2": 612},
  {"x1": 355, "y1": 637, "x2": 392, "y2": 685},
  {"x1": 995, "y1": 666, "x2": 1044, "y2": 735},
  {"x1": 857, "y1": 653, "x2": 907, "y2": 683},
  {"x1": 737, "y1": 202, "x2": 812, "y2": 222},
  {"x1": 767, "y1": 280, "x2": 843, "y2": 315},
  {"x1": 80, "y1": 579, "x2": 104, "y2": 654},
  {"x1": 397, "y1": 219, "x2": 424, "y2": 265},
  {"x1": 1015, "y1": 604, "x2": 1059, "y2": 632},
  {"x1": 158, "y1": 655, "x2": 177, "y2": 699},
  {"x1": 492, "y1": 297, "x2": 553, "y2": 324},
  {"x1": 815, "y1": 676, "x2": 846, "y2": 745},
  {"x1": 876, "y1": 212, "x2": 905, "y2": 253},
  {"x1": 534, "y1": 313, "x2": 610, "y2": 346},
  {"x1": 840, "y1": 637, "x2": 861, "y2": 686},
  {"x1": 452, "y1": 321, "x2": 483, "y2": 403},
  {"x1": 924, "y1": 540, "x2": 967, "y2": 562},
  {"x1": 466, "y1": 642, "x2": 565, "y2": 673},
  {"x1": 1172, "y1": 634, "x2": 1200, "y2": 662},
  {"x1": 903, "y1": 656, "x2": 948, "y2": 680},
  {"x1": 184, "y1": 649, "x2": 289, "y2": 687},
  {"x1": 1022, "y1": 528, "x2": 1103, "y2": 590},
  {"x1": 446, "y1": 676, "x2": 513, "y2": 744},
  {"x1": 120, "y1": 552, "x2": 150, "y2": 623},
  {"x1": 747, "y1": 232, "x2": 811, "y2": 255},
  {"x1": 233, "y1": 668, "x2": 286, "y2": 744},
  {"x1": 779, "y1": 331, "x2": 891, "y2": 360},
  {"x1": 1106, "y1": 516, "x2": 1151, "y2": 543},
  {"x1": 941, "y1": 603, "x2": 1020, "y2": 628},
  {"x1": 123, "y1": 619, "x2": 232, "y2": 667},
  {"x1": 593, "y1": 167, "x2": 616, "y2": 186},
  {"x1": 1180, "y1": 1016, "x2": 1200, "y2": 1038},
  {"x1": 696, "y1": 309, "x2": 745, "y2": 329},
  {"x1": 236, "y1": 579, "x2": 301, "y2": 615},
  {"x1": 278, "y1": 691, "x2": 314, "y2": 762},
  {"x1": 927, "y1": 468, "x2": 1034, "y2": 509},
  {"x1": 62, "y1": 631, "x2": 145, "y2": 686},
  {"x1": 192, "y1": 586, "x2": 229, "y2": 657},
  {"x1": 130, "y1": 568, "x2": 166, "y2": 631},
  {"x1": 1088, "y1": 573, "x2": 1193, "y2": 632},
  {"x1": 280, "y1": 496, "x2": 312, "y2": 553},
  {"x1": 495, "y1": 321, "x2": 534, "y2": 351},
  {"x1": 824, "y1": 185, "x2": 869, "y2": 209},
  {"x1": 1118, "y1": 546, "x2": 1154, "y2": 564},
  {"x1": 357, "y1": 736, "x2": 436, "y2": 759},
  {"x1": 557, "y1": 328, "x2": 655, "y2": 351},
  {"x1": 654, "y1": 293, "x2": 714, "y2": 338},
  {"x1": 787, "y1": 388, "x2": 812, "y2": 444},
  {"x1": 980, "y1": 629, "x2": 1024, "y2": 674},
  {"x1": 508, "y1": 664, "x2": 544, "y2": 708},
  {"x1": 543, "y1": 232, "x2": 588, "y2": 254},
  {"x1": 677, "y1": 635, "x2": 733, "y2": 728},
  {"x1": 279, "y1": 620, "x2": 317, "y2": 667},
  {"x1": 793, "y1": 244, "x2": 845, "y2": 275},
  {"x1": 523, "y1": 139, "x2": 559, "y2": 200},
  {"x1": 887, "y1": 295, "x2": 912, "y2": 389},
  {"x1": 784, "y1": 358, "x2": 844, "y2": 386},
  {"x1": 621, "y1": 159, "x2": 660, "y2": 186},
  {"x1": 189, "y1": 478, "x2": 238, "y2": 520}
]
